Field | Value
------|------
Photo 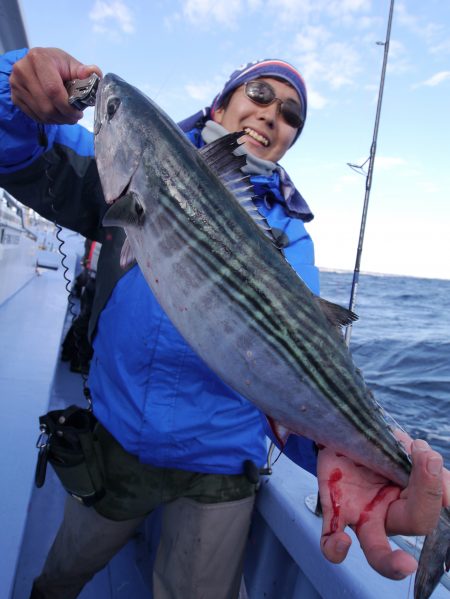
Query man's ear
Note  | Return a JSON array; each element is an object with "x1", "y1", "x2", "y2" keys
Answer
[{"x1": 213, "y1": 106, "x2": 224, "y2": 124}]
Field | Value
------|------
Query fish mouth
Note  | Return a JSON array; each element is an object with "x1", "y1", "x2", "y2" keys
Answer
[
  {"x1": 106, "y1": 176, "x2": 132, "y2": 205},
  {"x1": 103, "y1": 151, "x2": 143, "y2": 206},
  {"x1": 244, "y1": 127, "x2": 270, "y2": 147}
]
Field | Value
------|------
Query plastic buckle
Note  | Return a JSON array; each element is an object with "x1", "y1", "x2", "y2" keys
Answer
[
  {"x1": 36, "y1": 427, "x2": 50, "y2": 449},
  {"x1": 35, "y1": 427, "x2": 51, "y2": 488}
]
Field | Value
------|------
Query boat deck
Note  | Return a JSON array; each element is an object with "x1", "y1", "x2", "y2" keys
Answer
[{"x1": 11, "y1": 356, "x2": 155, "y2": 599}]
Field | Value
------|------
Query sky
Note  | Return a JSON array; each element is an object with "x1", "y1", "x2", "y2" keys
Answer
[{"x1": 16, "y1": 0, "x2": 450, "y2": 280}]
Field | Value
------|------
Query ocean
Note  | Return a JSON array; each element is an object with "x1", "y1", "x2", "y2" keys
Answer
[{"x1": 319, "y1": 270, "x2": 450, "y2": 467}]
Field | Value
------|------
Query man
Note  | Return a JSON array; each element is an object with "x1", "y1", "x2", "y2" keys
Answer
[{"x1": 1, "y1": 47, "x2": 448, "y2": 599}]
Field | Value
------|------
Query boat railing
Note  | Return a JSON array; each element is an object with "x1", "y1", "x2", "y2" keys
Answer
[{"x1": 242, "y1": 453, "x2": 450, "y2": 598}]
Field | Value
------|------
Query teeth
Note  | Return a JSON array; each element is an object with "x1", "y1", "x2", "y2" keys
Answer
[{"x1": 244, "y1": 128, "x2": 269, "y2": 147}]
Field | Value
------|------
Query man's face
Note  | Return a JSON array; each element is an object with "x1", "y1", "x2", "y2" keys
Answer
[{"x1": 213, "y1": 77, "x2": 300, "y2": 163}]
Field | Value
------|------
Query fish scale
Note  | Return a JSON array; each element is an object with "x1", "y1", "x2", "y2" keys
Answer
[{"x1": 155, "y1": 183, "x2": 396, "y2": 455}]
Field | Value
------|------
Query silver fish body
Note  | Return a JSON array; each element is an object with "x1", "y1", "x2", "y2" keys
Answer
[{"x1": 94, "y1": 73, "x2": 449, "y2": 599}]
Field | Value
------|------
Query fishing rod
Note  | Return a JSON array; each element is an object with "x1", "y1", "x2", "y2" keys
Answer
[
  {"x1": 344, "y1": 0, "x2": 395, "y2": 346},
  {"x1": 264, "y1": 1, "x2": 395, "y2": 478}
]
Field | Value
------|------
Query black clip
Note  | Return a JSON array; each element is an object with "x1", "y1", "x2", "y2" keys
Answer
[
  {"x1": 65, "y1": 73, "x2": 100, "y2": 111},
  {"x1": 35, "y1": 427, "x2": 51, "y2": 488}
]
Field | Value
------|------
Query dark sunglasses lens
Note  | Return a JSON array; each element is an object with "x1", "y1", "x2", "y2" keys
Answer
[
  {"x1": 281, "y1": 100, "x2": 303, "y2": 129},
  {"x1": 246, "y1": 81, "x2": 304, "y2": 129},
  {"x1": 245, "y1": 81, "x2": 275, "y2": 104}
]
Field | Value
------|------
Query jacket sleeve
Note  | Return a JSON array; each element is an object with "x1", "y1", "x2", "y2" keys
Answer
[{"x1": 0, "y1": 48, "x2": 106, "y2": 241}]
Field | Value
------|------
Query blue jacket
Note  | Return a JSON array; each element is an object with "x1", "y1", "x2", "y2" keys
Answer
[{"x1": 0, "y1": 48, "x2": 319, "y2": 475}]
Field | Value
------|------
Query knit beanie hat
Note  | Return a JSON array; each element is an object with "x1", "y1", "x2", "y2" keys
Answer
[{"x1": 210, "y1": 59, "x2": 307, "y2": 143}]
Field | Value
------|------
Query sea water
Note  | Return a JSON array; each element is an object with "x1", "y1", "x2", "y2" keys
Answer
[{"x1": 320, "y1": 271, "x2": 450, "y2": 467}]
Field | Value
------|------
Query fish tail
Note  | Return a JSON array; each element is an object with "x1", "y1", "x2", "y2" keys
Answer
[{"x1": 414, "y1": 506, "x2": 450, "y2": 599}]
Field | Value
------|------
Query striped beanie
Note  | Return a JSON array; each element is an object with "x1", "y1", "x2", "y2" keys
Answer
[{"x1": 211, "y1": 59, "x2": 307, "y2": 143}]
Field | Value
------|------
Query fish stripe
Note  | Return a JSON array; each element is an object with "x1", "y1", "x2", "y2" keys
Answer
[{"x1": 152, "y1": 183, "x2": 407, "y2": 467}]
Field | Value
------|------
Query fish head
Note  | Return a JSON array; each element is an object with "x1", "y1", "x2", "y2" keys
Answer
[{"x1": 94, "y1": 73, "x2": 151, "y2": 206}]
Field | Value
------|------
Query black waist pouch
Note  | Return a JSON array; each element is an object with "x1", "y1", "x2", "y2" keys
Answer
[{"x1": 35, "y1": 405, "x2": 105, "y2": 506}]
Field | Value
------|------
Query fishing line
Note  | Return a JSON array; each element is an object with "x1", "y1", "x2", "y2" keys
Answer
[
  {"x1": 272, "y1": 447, "x2": 283, "y2": 467},
  {"x1": 407, "y1": 545, "x2": 414, "y2": 599}
]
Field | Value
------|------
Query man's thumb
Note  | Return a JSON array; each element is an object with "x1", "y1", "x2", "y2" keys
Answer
[{"x1": 75, "y1": 63, "x2": 103, "y2": 80}]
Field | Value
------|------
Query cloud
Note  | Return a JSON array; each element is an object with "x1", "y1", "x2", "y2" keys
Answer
[
  {"x1": 374, "y1": 156, "x2": 407, "y2": 170},
  {"x1": 386, "y1": 39, "x2": 412, "y2": 75},
  {"x1": 265, "y1": 0, "x2": 314, "y2": 25},
  {"x1": 177, "y1": 0, "x2": 374, "y2": 30},
  {"x1": 420, "y1": 71, "x2": 450, "y2": 87},
  {"x1": 293, "y1": 39, "x2": 362, "y2": 91},
  {"x1": 420, "y1": 180, "x2": 440, "y2": 194},
  {"x1": 89, "y1": 0, "x2": 134, "y2": 35},
  {"x1": 307, "y1": 88, "x2": 328, "y2": 110},
  {"x1": 293, "y1": 25, "x2": 331, "y2": 53},
  {"x1": 429, "y1": 39, "x2": 450, "y2": 56},
  {"x1": 270, "y1": 0, "x2": 372, "y2": 25},
  {"x1": 185, "y1": 81, "x2": 219, "y2": 103},
  {"x1": 395, "y1": 2, "x2": 447, "y2": 53},
  {"x1": 180, "y1": 0, "x2": 245, "y2": 28},
  {"x1": 332, "y1": 173, "x2": 362, "y2": 193}
]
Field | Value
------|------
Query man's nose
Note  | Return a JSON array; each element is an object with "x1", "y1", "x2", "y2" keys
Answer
[{"x1": 257, "y1": 101, "x2": 279, "y2": 127}]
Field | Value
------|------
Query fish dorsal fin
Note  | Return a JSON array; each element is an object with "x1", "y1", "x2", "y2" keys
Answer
[
  {"x1": 102, "y1": 192, "x2": 145, "y2": 228},
  {"x1": 199, "y1": 132, "x2": 282, "y2": 249},
  {"x1": 315, "y1": 297, "x2": 358, "y2": 329},
  {"x1": 199, "y1": 132, "x2": 250, "y2": 193}
]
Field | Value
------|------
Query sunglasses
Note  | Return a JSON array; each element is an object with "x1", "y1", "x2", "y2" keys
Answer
[{"x1": 244, "y1": 80, "x2": 304, "y2": 130}]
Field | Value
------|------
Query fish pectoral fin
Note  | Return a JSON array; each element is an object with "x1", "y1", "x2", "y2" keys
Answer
[
  {"x1": 315, "y1": 297, "x2": 358, "y2": 329},
  {"x1": 119, "y1": 236, "x2": 136, "y2": 269},
  {"x1": 102, "y1": 192, "x2": 145, "y2": 228},
  {"x1": 267, "y1": 416, "x2": 291, "y2": 448}
]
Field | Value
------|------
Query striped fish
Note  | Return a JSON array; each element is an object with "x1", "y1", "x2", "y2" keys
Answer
[{"x1": 93, "y1": 73, "x2": 449, "y2": 599}]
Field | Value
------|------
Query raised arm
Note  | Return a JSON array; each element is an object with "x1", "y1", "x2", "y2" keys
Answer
[
  {"x1": 0, "y1": 47, "x2": 106, "y2": 240},
  {"x1": 10, "y1": 46, "x2": 101, "y2": 125}
]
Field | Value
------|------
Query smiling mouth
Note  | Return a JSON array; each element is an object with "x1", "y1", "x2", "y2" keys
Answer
[{"x1": 244, "y1": 127, "x2": 270, "y2": 147}]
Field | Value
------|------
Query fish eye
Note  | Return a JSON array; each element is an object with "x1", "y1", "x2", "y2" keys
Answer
[{"x1": 106, "y1": 97, "x2": 121, "y2": 120}]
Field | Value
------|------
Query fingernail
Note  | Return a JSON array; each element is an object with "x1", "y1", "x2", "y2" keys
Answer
[
  {"x1": 336, "y1": 540, "x2": 348, "y2": 554},
  {"x1": 413, "y1": 439, "x2": 429, "y2": 451},
  {"x1": 427, "y1": 456, "x2": 443, "y2": 476},
  {"x1": 394, "y1": 569, "x2": 413, "y2": 579},
  {"x1": 445, "y1": 481, "x2": 450, "y2": 506}
]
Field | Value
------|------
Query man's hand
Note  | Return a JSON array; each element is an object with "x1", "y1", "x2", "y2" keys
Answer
[
  {"x1": 10, "y1": 47, "x2": 102, "y2": 125},
  {"x1": 317, "y1": 434, "x2": 450, "y2": 580}
]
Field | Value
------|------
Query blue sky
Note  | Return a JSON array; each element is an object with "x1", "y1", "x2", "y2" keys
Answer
[{"x1": 18, "y1": 0, "x2": 450, "y2": 279}]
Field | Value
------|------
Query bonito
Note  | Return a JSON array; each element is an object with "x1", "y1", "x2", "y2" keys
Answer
[{"x1": 93, "y1": 73, "x2": 450, "y2": 599}]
